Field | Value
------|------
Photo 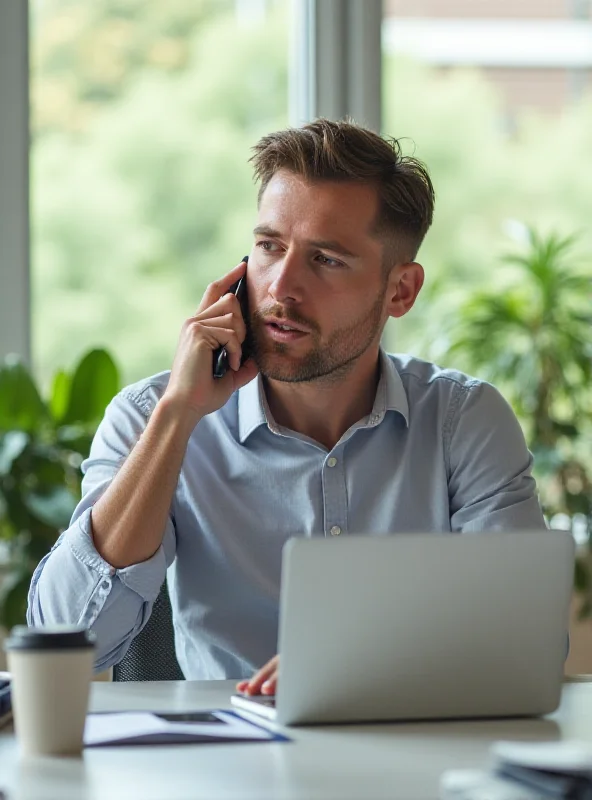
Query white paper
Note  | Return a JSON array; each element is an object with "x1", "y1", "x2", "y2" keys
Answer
[
  {"x1": 491, "y1": 740, "x2": 592, "y2": 775},
  {"x1": 84, "y1": 710, "x2": 273, "y2": 746}
]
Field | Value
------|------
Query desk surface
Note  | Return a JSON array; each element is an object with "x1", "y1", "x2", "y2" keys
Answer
[{"x1": 1, "y1": 679, "x2": 592, "y2": 800}]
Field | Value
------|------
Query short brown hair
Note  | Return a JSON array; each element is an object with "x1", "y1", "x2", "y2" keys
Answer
[{"x1": 250, "y1": 118, "x2": 435, "y2": 263}]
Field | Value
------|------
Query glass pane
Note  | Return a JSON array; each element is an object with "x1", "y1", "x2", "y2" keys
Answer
[
  {"x1": 30, "y1": 0, "x2": 288, "y2": 386},
  {"x1": 381, "y1": 0, "x2": 592, "y2": 359}
]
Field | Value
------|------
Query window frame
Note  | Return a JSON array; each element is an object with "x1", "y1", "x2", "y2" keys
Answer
[{"x1": 0, "y1": 1, "x2": 30, "y2": 364}]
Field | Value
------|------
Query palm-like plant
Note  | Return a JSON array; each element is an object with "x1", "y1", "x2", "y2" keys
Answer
[
  {"x1": 0, "y1": 349, "x2": 120, "y2": 629},
  {"x1": 435, "y1": 228, "x2": 592, "y2": 612}
]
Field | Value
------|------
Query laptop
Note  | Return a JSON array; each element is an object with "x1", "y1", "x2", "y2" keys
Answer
[{"x1": 231, "y1": 531, "x2": 574, "y2": 726}]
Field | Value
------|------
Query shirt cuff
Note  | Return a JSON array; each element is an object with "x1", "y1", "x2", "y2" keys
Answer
[{"x1": 65, "y1": 507, "x2": 167, "y2": 603}]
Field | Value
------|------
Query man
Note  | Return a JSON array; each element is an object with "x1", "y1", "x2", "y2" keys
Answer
[{"x1": 28, "y1": 119, "x2": 546, "y2": 696}]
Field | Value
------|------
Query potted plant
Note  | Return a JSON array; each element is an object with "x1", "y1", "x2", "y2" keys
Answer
[
  {"x1": 432, "y1": 228, "x2": 592, "y2": 614},
  {"x1": 0, "y1": 349, "x2": 120, "y2": 629}
]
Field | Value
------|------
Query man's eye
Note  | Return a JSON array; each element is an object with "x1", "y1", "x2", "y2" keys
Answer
[
  {"x1": 317, "y1": 254, "x2": 343, "y2": 268},
  {"x1": 257, "y1": 240, "x2": 278, "y2": 252}
]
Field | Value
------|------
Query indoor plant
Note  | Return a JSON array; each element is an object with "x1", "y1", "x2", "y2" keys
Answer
[
  {"x1": 433, "y1": 228, "x2": 592, "y2": 614},
  {"x1": 0, "y1": 349, "x2": 119, "y2": 629}
]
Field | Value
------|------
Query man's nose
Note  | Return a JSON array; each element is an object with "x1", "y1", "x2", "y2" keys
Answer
[{"x1": 267, "y1": 252, "x2": 305, "y2": 304}]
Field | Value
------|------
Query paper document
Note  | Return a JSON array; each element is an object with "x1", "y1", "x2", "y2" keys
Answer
[{"x1": 84, "y1": 710, "x2": 288, "y2": 747}]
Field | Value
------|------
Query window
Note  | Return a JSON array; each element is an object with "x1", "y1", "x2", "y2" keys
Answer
[
  {"x1": 30, "y1": 0, "x2": 288, "y2": 385},
  {"x1": 381, "y1": 0, "x2": 592, "y2": 356}
]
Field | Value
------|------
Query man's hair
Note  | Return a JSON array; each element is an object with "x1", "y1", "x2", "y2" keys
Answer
[{"x1": 250, "y1": 118, "x2": 435, "y2": 264}]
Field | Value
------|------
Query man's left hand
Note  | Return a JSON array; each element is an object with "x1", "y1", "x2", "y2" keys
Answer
[{"x1": 236, "y1": 654, "x2": 279, "y2": 696}]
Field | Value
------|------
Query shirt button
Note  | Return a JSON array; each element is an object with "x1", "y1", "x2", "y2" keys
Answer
[
  {"x1": 327, "y1": 457, "x2": 337, "y2": 468},
  {"x1": 330, "y1": 526, "x2": 342, "y2": 536}
]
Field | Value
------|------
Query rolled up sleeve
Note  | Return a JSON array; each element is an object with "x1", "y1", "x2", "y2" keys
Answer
[
  {"x1": 447, "y1": 381, "x2": 547, "y2": 533},
  {"x1": 27, "y1": 389, "x2": 177, "y2": 672}
]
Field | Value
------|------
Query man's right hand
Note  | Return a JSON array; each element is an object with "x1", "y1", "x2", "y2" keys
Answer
[{"x1": 164, "y1": 260, "x2": 258, "y2": 426}]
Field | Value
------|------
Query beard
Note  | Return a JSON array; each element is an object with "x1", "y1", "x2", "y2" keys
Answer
[{"x1": 249, "y1": 285, "x2": 387, "y2": 384}]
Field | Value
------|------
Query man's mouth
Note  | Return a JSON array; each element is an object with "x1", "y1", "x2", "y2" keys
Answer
[{"x1": 264, "y1": 319, "x2": 310, "y2": 342}]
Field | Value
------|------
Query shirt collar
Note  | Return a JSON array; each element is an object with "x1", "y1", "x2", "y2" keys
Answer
[{"x1": 237, "y1": 348, "x2": 409, "y2": 444}]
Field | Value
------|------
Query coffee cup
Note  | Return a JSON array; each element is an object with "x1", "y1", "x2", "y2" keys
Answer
[{"x1": 4, "y1": 625, "x2": 96, "y2": 757}]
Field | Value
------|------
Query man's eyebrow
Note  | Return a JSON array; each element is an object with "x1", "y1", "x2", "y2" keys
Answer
[
  {"x1": 308, "y1": 239, "x2": 358, "y2": 259},
  {"x1": 253, "y1": 226, "x2": 358, "y2": 259},
  {"x1": 253, "y1": 224, "x2": 281, "y2": 238}
]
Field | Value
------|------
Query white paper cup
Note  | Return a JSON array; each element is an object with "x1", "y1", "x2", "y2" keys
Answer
[{"x1": 5, "y1": 625, "x2": 96, "y2": 757}]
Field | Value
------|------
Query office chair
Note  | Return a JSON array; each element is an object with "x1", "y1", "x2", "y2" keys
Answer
[{"x1": 112, "y1": 580, "x2": 184, "y2": 681}]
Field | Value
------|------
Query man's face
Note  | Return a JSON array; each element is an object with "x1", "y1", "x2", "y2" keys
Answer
[{"x1": 247, "y1": 170, "x2": 392, "y2": 383}]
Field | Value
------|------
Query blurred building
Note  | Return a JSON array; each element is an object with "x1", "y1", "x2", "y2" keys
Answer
[{"x1": 383, "y1": 0, "x2": 592, "y2": 115}]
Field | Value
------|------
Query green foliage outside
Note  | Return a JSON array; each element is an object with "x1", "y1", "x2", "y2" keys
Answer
[
  {"x1": 381, "y1": 57, "x2": 592, "y2": 359},
  {"x1": 0, "y1": 350, "x2": 120, "y2": 629},
  {"x1": 32, "y1": 0, "x2": 288, "y2": 389}
]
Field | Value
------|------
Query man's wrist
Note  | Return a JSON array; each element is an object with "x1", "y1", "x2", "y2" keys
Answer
[{"x1": 152, "y1": 393, "x2": 202, "y2": 441}]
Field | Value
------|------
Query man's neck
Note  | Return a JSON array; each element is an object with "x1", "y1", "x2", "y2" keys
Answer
[{"x1": 263, "y1": 350, "x2": 382, "y2": 451}]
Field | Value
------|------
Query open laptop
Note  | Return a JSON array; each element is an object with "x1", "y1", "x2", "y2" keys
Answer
[{"x1": 231, "y1": 531, "x2": 574, "y2": 726}]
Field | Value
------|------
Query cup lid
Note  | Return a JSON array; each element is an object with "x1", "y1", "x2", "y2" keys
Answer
[{"x1": 4, "y1": 625, "x2": 96, "y2": 651}]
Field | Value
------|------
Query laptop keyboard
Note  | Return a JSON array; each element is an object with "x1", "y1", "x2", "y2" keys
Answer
[{"x1": 256, "y1": 696, "x2": 276, "y2": 708}]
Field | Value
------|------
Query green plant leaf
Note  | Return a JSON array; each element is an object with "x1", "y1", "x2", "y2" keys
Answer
[
  {"x1": 49, "y1": 369, "x2": 71, "y2": 423},
  {"x1": 0, "y1": 570, "x2": 30, "y2": 629},
  {"x1": 0, "y1": 431, "x2": 29, "y2": 475},
  {"x1": 25, "y1": 448, "x2": 67, "y2": 487},
  {"x1": 0, "y1": 357, "x2": 48, "y2": 433},
  {"x1": 55, "y1": 425, "x2": 94, "y2": 458},
  {"x1": 23, "y1": 485, "x2": 78, "y2": 529},
  {"x1": 62, "y1": 349, "x2": 120, "y2": 425}
]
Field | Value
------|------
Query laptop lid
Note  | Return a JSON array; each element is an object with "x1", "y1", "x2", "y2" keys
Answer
[{"x1": 275, "y1": 531, "x2": 574, "y2": 725}]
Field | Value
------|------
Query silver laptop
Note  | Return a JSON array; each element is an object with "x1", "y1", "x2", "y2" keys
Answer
[{"x1": 231, "y1": 531, "x2": 574, "y2": 726}]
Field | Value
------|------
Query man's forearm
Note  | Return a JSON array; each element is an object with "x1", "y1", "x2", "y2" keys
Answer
[{"x1": 91, "y1": 396, "x2": 197, "y2": 569}]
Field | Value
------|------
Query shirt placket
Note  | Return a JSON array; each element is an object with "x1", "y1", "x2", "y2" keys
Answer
[{"x1": 322, "y1": 448, "x2": 348, "y2": 537}]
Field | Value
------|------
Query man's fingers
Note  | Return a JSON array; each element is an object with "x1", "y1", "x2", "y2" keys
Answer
[
  {"x1": 193, "y1": 302, "x2": 247, "y2": 344},
  {"x1": 187, "y1": 321, "x2": 241, "y2": 365},
  {"x1": 196, "y1": 260, "x2": 247, "y2": 315},
  {"x1": 242, "y1": 655, "x2": 279, "y2": 696},
  {"x1": 231, "y1": 358, "x2": 259, "y2": 390},
  {"x1": 261, "y1": 670, "x2": 277, "y2": 695}
]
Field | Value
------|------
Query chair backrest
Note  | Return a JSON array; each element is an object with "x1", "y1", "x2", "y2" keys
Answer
[{"x1": 113, "y1": 580, "x2": 184, "y2": 681}]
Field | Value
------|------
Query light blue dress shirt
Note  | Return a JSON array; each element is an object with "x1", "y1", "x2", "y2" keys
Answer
[{"x1": 28, "y1": 351, "x2": 546, "y2": 678}]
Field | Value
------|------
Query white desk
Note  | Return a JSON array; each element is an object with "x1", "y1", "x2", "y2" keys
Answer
[{"x1": 1, "y1": 679, "x2": 591, "y2": 800}]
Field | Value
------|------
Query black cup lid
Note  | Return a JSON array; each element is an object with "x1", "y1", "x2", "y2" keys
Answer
[{"x1": 4, "y1": 625, "x2": 96, "y2": 651}]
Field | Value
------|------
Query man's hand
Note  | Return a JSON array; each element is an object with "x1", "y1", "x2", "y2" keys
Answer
[
  {"x1": 236, "y1": 654, "x2": 279, "y2": 696},
  {"x1": 163, "y1": 260, "x2": 258, "y2": 427}
]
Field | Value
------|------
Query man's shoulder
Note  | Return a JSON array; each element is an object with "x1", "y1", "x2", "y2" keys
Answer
[
  {"x1": 385, "y1": 353, "x2": 516, "y2": 436},
  {"x1": 116, "y1": 371, "x2": 172, "y2": 417},
  {"x1": 386, "y1": 353, "x2": 483, "y2": 393}
]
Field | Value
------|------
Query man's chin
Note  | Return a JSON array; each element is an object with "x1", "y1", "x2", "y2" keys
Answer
[
  {"x1": 256, "y1": 351, "x2": 350, "y2": 384},
  {"x1": 257, "y1": 358, "x2": 308, "y2": 383},
  {"x1": 255, "y1": 350, "x2": 314, "y2": 383}
]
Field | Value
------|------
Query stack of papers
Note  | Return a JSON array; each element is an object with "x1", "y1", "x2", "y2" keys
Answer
[
  {"x1": 440, "y1": 741, "x2": 592, "y2": 799},
  {"x1": 84, "y1": 710, "x2": 288, "y2": 747}
]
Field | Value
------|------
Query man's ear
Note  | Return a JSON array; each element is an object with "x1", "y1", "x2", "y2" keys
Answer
[{"x1": 385, "y1": 262, "x2": 425, "y2": 319}]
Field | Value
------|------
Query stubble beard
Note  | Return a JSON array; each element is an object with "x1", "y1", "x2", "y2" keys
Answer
[{"x1": 250, "y1": 287, "x2": 387, "y2": 384}]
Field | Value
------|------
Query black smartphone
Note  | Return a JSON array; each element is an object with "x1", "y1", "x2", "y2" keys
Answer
[{"x1": 213, "y1": 255, "x2": 251, "y2": 379}]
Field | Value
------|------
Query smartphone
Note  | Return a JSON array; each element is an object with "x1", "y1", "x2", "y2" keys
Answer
[{"x1": 213, "y1": 255, "x2": 251, "y2": 378}]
